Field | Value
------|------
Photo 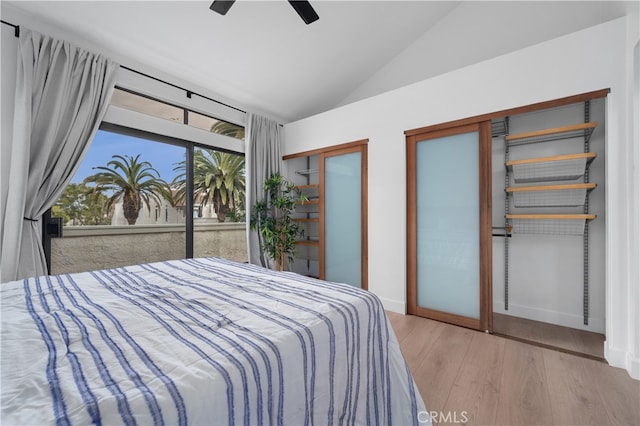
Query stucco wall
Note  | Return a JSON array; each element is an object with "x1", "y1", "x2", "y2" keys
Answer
[{"x1": 51, "y1": 223, "x2": 247, "y2": 274}]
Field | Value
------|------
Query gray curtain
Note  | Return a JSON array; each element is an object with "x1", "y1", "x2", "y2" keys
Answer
[
  {"x1": 245, "y1": 113, "x2": 283, "y2": 267},
  {"x1": 0, "y1": 29, "x2": 118, "y2": 282}
]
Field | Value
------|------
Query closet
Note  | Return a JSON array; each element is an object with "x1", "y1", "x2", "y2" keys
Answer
[
  {"x1": 404, "y1": 89, "x2": 608, "y2": 358},
  {"x1": 284, "y1": 140, "x2": 368, "y2": 289},
  {"x1": 492, "y1": 96, "x2": 606, "y2": 358}
]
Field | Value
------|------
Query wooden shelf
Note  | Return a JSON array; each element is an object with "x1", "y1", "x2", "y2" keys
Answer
[
  {"x1": 295, "y1": 198, "x2": 319, "y2": 214},
  {"x1": 506, "y1": 214, "x2": 596, "y2": 220},
  {"x1": 296, "y1": 198, "x2": 319, "y2": 205},
  {"x1": 294, "y1": 218, "x2": 319, "y2": 239},
  {"x1": 295, "y1": 184, "x2": 319, "y2": 200},
  {"x1": 506, "y1": 152, "x2": 596, "y2": 183},
  {"x1": 506, "y1": 152, "x2": 596, "y2": 167},
  {"x1": 506, "y1": 183, "x2": 596, "y2": 193},
  {"x1": 507, "y1": 183, "x2": 596, "y2": 207},
  {"x1": 505, "y1": 121, "x2": 597, "y2": 145},
  {"x1": 294, "y1": 240, "x2": 319, "y2": 261}
]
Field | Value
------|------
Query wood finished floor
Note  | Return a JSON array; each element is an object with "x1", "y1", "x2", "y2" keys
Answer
[
  {"x1": 492, "y1": 313, "x2": 605, "y2": 360},
  {"x1": 387, "y1": 311, "x2": 640, "y2": 426}
]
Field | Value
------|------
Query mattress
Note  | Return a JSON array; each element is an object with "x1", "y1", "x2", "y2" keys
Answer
[{"x1": 1, "y1": 257, "x2": 426, "y2": 425}]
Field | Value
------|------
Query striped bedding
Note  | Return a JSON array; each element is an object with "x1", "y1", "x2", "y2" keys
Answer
[{"x1": 1, "y1": 257, "x2": 426, "y2": 425}]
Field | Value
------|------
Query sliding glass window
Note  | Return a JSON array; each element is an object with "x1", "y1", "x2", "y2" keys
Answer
[{"x1": 48, "y1": 88, "x2": 246, "y2": 274}]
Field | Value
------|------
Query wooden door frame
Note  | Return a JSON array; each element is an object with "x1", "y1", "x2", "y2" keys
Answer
[
  {"x1": 406, "y1": 122, "x2": 492, "y2": 331},
  {"x1": 284, "y1": 139, "x2": 368, "y2": 290}
]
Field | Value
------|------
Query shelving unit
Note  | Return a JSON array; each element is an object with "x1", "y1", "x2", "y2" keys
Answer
[
  {"x1": 506, "y1": 183, "x2": 597, "y2": 207},
  {"x1": 503, "y1": 110, "x2": 597, "y2": 325},
  {"x1": 506, "y1": 153, "x2": 597, "y2": 183},
  {"x1": 293, "y1": 178, "x2": 320, "y2": 276},
  {"x1": 505, "y1": 121, "x2": 597, "y2": 145}
]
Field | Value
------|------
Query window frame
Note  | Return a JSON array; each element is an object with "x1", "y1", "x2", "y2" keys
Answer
[{"x1": 44, "y1": 85, "x2": 247, "y2": 272}]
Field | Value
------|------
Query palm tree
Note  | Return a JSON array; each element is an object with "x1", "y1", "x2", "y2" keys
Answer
[
  {"x1": 83, "y1": 154, "x2": 173, "y2": 225},
  {"x1": 211, "y1": 120, "x2": 245, "y2": 140},
  {"x1": 173, "y1": 149, "x2": 245, "y2": 222}
]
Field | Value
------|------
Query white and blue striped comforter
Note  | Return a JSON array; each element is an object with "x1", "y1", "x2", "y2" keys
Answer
[{"x1": 1, "y1": 257, "x2": 426, "y2": 425}]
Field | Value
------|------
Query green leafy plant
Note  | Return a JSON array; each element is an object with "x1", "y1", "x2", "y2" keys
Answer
[
  {"x1": 53, "y1": 183, "x2": 112, "y2": 225},
  {"x1": 250, "y1": 173, "x2": 306, "y2": 271}
]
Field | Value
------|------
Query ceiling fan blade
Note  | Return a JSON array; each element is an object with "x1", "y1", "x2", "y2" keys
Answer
[
  {"x1": 288, "y1": 1, "x2": 319, "y2": 25},
  {"x1": 210, "y1": 1, "x2": 235, "y2": 16}
]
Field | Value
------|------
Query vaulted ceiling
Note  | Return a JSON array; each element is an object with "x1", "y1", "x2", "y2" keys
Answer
[{"x1": 3, "y1": 1, "x2": 630, "y2": 123}]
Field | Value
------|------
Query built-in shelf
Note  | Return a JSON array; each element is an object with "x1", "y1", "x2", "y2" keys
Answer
[
  {"x1": 506, "y1": 152, "x2": 597, "y2": 183},
  {"x1": 295, "y1": 198, "x2": 319, "y2": 213},
  {"x1": 294, "y1": 240, "x2": 319, "y2": 261},
  {"x1": 506, "y1": 183, "x2": 596, "y2": 207},
  {"x1": 295, "y1": 168, "x2": 319, "y2": 176},
  {"x1": 293, "y1": 218, "x2": 319, "y2": 239},
  {"x1": 503, "y1": 112, "x2": 599, "y2": 326},
  {"x1": 295, "y1": 184, "x2": 320, "y2": 199},
  {"x1": 505, "y1": 121, "x2": 597, "y2": 146}
]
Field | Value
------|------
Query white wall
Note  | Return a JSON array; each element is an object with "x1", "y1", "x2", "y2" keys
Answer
[
  {"x1": 285, "y1": 17, "x2": 639, "y2": 379},
  {"x1": 340, "y1": 1, "x2": 628, "y2": 106}
]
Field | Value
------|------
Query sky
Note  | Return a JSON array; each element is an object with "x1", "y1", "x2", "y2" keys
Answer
[{"x1": 71, "y1": 130, "x2": 186, "y2": 184}]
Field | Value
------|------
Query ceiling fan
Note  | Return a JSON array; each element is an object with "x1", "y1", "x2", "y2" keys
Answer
[{"x1": 210, "y1": 1, "x2": 319, "y2": 25}]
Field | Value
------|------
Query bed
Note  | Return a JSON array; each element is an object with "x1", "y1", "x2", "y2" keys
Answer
[{"x1": 1, "y1": 257, "x2": 426, "y2": 425}]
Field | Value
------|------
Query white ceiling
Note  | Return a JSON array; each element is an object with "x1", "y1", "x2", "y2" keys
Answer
[{"x1": 2, "y1": 1, "x2": 631, "y2": 123}]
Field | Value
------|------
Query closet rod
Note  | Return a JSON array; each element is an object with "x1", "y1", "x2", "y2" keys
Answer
[{"x1": 1, "y1": 18, "x2": 251, "y2": 117}]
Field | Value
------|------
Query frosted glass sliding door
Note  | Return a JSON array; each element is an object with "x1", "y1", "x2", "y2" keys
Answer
[
  {"x1": 320, "y1": 144, "x2": 368, "y2": 289},
  {"x1": 406, "y1": 122, "x2": 492, "y2": 331},
  {"x1": 417, "y1": 132, "x2": 479, "y2": 317}
]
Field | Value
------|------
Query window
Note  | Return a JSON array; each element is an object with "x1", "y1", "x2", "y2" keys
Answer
[
  {"x1": 111, "y1": 88, "x2": 245, "y2": 140},
  {"x1": 188, "y1": 111, "x2": 245, "y2": 140},
  {"x1": 48, "y1": 88, "x2": 246, "y2": 274},
  {"x1": 111, "y1": 89, "x2": 183, "y2": 123}
]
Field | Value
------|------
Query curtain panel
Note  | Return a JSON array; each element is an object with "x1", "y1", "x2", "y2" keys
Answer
[
  {"x1": 245, "y1": 113, "x2": 283, "y2": 268},
  {"x1": 0, "y1": 29, "x2": 118, "y2": 282}
]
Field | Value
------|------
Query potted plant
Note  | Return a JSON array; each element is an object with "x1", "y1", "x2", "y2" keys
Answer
[{"x1": 250, "y1": 173, "x2": 307, "y2": 271}]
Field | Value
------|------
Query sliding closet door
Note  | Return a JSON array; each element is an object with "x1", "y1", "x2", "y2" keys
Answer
[
  {"x1": 406, "y1": 122, "x2": 491, "y2": 331},
  {"x1": 320, "y1": 145, "x2": 368, "y2": 289}
]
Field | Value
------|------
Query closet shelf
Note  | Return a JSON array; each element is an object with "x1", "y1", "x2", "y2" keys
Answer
[
  {"x1": 294, "y1": 241, "x2": 319, "y2": 261},
  {"x1": 507, "y1": 183, "x2": 596, "y2": 207},
  {"x1": 295, "y1": 168, "x2": 319, "y2": 176},
  {"x1": 294, "y1": 184, "x2": 320, "y2": 199},
  {"x1": 505, "y1": 121, "x2": 597, "y2": 146},
  {"x1": 506, "y1": 214, "x2": 596, "y2": 236},
  {"x1": 293, "y1": 218, "x2": 319, "y2": 239},
  {"x1": 295, "y1": 239, "x2": 319, "y2": 246},
  {"x1": 294, "y1": 198, "x2": 319, "y2": 214},
  {"x1": 506, "y1": 152, "x2": 596, "y2": 183}
]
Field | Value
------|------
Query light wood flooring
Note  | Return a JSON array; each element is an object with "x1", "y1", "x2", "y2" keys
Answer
[
  {"x1": 387, "y1": 311, "x2": 640, "y2": 426},
  {"x1": 492, "y1": 313, "x2": 605, "y2": 360}
]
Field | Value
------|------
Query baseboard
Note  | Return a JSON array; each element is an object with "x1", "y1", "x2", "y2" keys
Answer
[
  {"x1": 379, "y1": 297, "x2": 406, "y2": 314},
  {"x1": 493, "y1": 300, "x2": 605, "y2": 334},
  {"x1": 604, "y1": 342, "x2": 640, "y2": 380}
]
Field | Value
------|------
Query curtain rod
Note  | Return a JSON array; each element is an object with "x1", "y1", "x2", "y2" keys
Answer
[
  {"x1": 120, "y1": 65, "x2": 247, "y2": 115},
  {"x1": 1, "y1": 19, "x2": 247, "y2": 116},
  {"x1": 1, "y1": 19, "x2": 20, "y2": 37}
]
